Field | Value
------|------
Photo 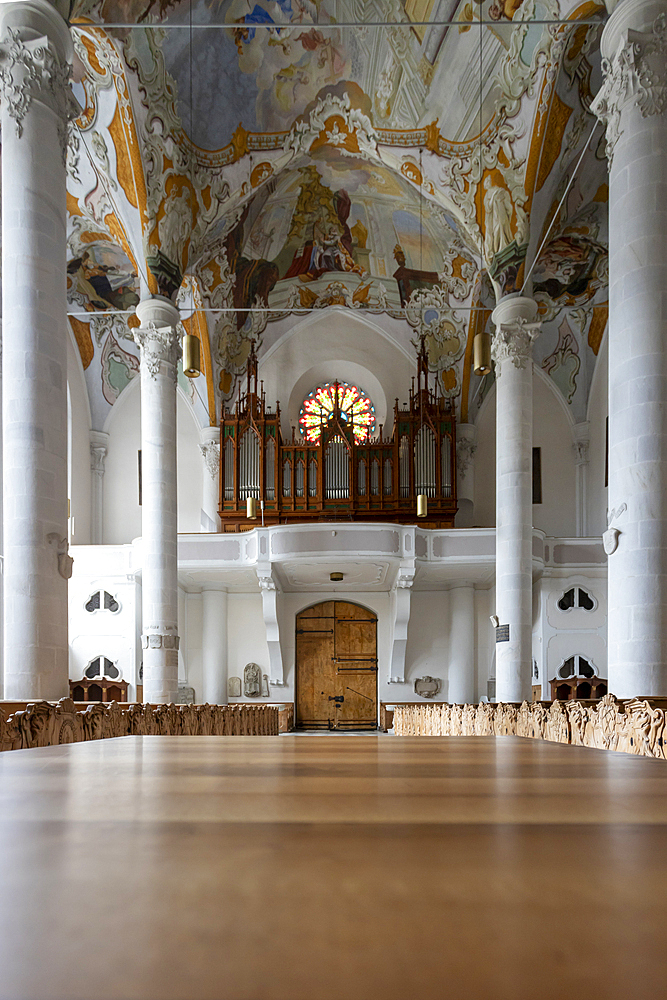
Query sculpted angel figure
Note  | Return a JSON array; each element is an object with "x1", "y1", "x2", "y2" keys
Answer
[{"x1": 483, "y1": 176, "x2": 515, "y2": 263}]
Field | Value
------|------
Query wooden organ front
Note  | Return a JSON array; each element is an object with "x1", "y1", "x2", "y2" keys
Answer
[{"x1": 219, "y1": 343, "x2": 457, "y2": 530}]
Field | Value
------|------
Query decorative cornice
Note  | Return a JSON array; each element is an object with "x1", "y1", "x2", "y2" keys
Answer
[
  {"x1": 0, "y1": 26, "x2": 78, "y2": 165},
  {"x1": 491, "y1": 316, "x2": 541, "y2": 372},
  {"x1": 592, "y1": 12, "x2": 667, "y2": 164},
  {"x1": 132, "y1": 321, "x2": 181, "y2": 380},
  {"x1": 199, "y1": 440, "x2": 220, "y2": 480}
]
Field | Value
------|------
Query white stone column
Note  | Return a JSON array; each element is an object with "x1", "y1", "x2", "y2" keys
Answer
[
  {"x1": 573, "y1": 422, "x2": 590, "y2": 538},
  {"x1": 134, "y1": 297, "x2": 181, "y2": 704},
  {"x1": 90, "y1": 430, "x2": 108, "y2": 545},
  {"x1": 448, "y1": 585, "x2": 475, "y2": 704},
  {"x1": 455, "y1": 423, "x2": 477, "y2": 528},
  {"x1": 0, "y1": 0, "x2": 76, "y2": 699},
  {"x1": 592, "y1": 0, "x2": 667, "y2": 696},
  {"x1": 202, "y1": 589, "x2": 228, "y2": 704},
  {"x1": 199, "y1": 426, "x2": 220, "y2": 532},
  {"x1": 491, "y1": 296, "x2": 540, "y2": 704}
]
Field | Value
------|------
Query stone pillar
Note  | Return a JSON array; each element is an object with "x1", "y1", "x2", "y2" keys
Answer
[
  {"x1": 573, "y1": 422, "x2": 590, "y2": 538},
  {"x1": 491, "y1": 296, "x2": 540, "y2": 704},
  {"x1": 448, "y1": 585, "x2": 475, "y2": 704},
  {"x1": 199, "y1": 426, "x2": 220, "y2": 532},
  {"x1": 90, "y1": 430, "x2": 108, "y2": 545},
  {"x1": 592, "y1": 0, "x2": 667, "y2": 696},
  {"x1": 455, "y1": 423, "x2": 477, "y2": 528},
  {"x1": 202, "y1": 589, "x2": 228, "y2": 704},
  {"x1": 0, "y1": 0, "x2": 76, "y2": 699},
  {"x1": 133, "y1": 297, "x2": 181, "y2": 704}
]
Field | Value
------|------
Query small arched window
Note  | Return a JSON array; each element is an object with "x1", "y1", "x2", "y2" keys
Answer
[
  {"x1": 557, "y1": 586, "x2": 596, "y2": 612},
  {"x1": 85, "y1": 590, "x2": 120, "y2": 614},
  {"x1": 85, "y1": 656, "x2": 121, "y2": 680},
  {"x1": 558, "y1": 655, "x2": 597, "y2": 680}
]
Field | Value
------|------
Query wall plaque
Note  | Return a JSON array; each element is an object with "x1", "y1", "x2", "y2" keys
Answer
[{"x1": 495, "y1": 624, "x2": 510, "y2": 643}]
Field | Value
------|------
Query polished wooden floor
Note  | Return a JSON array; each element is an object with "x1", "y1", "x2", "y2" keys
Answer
[{"x1": 1, "y1": 734, "x2": 667, "y2": 1000}]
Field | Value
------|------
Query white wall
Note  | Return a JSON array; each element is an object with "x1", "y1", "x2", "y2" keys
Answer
[
  {"x1": 226, "y1": 593, "x2": 272, "y2": 698},
  {"x1": 405, "y1": 591, "x2": 450, "y2": 689},
  {"x1": 67, "y1": 331, "x2": 92, "y2": 544},
  {"x1": 473, "y1": 369, "x2": 577, "y2": 536},
  {"x1": 103, "y1": 380, "x2": 203, "y2": 544},
  {"x1": 68, "y1": 544, "x2": 141, "y2": 700},
  {"x1": 586, "y1": 333, "x2": 608, "y2": 538},
  {"x1": 259, "y1": 311, "x2": 415, "y2": 437}
]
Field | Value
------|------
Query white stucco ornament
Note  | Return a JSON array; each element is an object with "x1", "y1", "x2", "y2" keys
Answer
[{"x1": 603, "y1": 528, "x2": 620, "y2": 555}]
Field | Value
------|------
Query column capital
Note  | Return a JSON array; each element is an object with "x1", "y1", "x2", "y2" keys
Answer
[
  {"x1": 133, "y1": 296, "x2": 181, "y2": 379},
  {"x1": 491, "y1": 296, "x2": 540, "y2": 373},
  {"x1": 90, "y1": 429, "x2": 109, "y2": 475},
  {"x1": 592, "y1": 1, "x2": 667, "y2": 163},
  {"x1": 0, "y1": 0, "x2": 77, "y2": 162},
  {"x1": 572, "y1": 421, "x2": 590, "y2": 465},
  {"x1": 199, "y1": 431, "x2": 220, "y2": 480},
  {"x1": 456, "y1": 423, "x2": 478, "y2": 479}
]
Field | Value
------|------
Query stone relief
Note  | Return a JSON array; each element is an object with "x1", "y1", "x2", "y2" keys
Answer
[
  {"x1": 227, "y1": 676, "x2": 241, "y2": 698},
  {"x1": 243, "y1": 663, "x2": 262, "y2": 698},
  {"x1": 413, "y1": 676, "x2": 441, "y2": 699}
]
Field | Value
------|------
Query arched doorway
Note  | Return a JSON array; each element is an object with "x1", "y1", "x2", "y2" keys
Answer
[{"x1": 296, "y1": 601, "x2": 378, "y2": 730}]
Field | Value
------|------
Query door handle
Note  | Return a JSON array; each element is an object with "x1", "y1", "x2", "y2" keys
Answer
[{"x1": 328, "y1": 695, "x2": 344, "y2": 703}]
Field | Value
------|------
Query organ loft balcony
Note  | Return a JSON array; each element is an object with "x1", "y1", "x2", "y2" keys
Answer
[{"x1": 218, "y1": 339, "x2": 457, "y2": 532}]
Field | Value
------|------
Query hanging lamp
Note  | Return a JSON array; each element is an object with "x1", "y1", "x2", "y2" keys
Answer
[
  {"x1": 473, "y1": 331, "x2": 491, "y2": 376},
  {"x1": 182, "y1": 332, "x2": 201, "y2": 378}
]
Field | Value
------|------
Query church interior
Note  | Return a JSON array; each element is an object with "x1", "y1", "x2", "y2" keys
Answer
[{"x1": 1, "y1": 0, "x2": 667, "y2": 995}]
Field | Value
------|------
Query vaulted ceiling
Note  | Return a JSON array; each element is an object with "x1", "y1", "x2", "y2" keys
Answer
[{"x1": 64, "y1": 0, "x2": 609, "y2": 432}]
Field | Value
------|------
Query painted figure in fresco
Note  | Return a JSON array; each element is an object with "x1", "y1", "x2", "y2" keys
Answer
[
  {"x1": 533, "y1": 233, "x2": 606, "y2": 303},
  {"x1": 67, "y1": 251, "x2": 139, "y2": 312},
  {"x1": 392, "y1": 245, "x2": 440, "y2": 308},
  {"x1": 224, "y1": 205, "x2": 280, "y2": 330},
  {"x1": 284, "y1": 187, "x2": 363, "y2": 280}
]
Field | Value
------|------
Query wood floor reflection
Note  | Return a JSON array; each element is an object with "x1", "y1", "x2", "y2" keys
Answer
[{"x1": 1, "y1": 734, "x2": 666, "y2": 999}]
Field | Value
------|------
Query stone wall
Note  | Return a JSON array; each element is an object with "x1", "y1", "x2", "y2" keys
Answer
[{"x1": 393, "y1": 695, "x2": 667, "y2": 759}]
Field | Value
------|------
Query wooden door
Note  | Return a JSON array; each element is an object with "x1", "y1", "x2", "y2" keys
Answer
[{"x1": 296, "y1": 602, "x2": 377, "y2": 730}]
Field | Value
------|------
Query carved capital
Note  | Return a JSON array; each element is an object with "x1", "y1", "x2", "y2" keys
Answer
[
  {"x1": 132, "y1": 321, "x2": 181, "y2": 380},
  {"x1": 592, "y1": 12, "x2": 667, "y2": 163},
  {"x1": 0, "y1": 26, "x2": 78, "y2": 165},
  {"x1": 491, "y1": 317, "x2": 540, "y2": 372},
  {"x1": 90, "y1": 431, "x2": 109, "y2": 476},
  {"x1": 200, "y1": 439, "x2": 220, "y2": 480}
]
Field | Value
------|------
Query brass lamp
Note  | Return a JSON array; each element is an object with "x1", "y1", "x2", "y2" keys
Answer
[
  {"x1": 417, "y1": 494, "x2": 428, "y2": 518},
  {"x1": 246, "y1": 496, "x2": 257, "y2": 520},
  {"x1": 182, "y1": 333, "x2": 201, "y2": 378},
  {"x1": 473, "y1": 331, "x2": 492, "y2": 376}
]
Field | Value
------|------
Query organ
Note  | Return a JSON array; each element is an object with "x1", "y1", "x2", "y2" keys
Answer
[{"x1": 218, "y1": 339, "x2": 457, "y2": 530}]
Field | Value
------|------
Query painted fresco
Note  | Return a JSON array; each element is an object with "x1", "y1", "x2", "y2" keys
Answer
[{"x1": 67, "y1": 243, "x2": 140, "y2": 313}]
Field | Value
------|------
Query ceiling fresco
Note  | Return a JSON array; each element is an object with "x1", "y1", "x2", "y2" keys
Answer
[{"x1": 64, "y1": 0, "x2": 609, "y2": 431}]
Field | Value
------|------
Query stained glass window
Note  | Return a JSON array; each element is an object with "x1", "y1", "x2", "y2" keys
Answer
[{"x1": 299, "y1": 382, "x2": 375, "y2": 445}]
